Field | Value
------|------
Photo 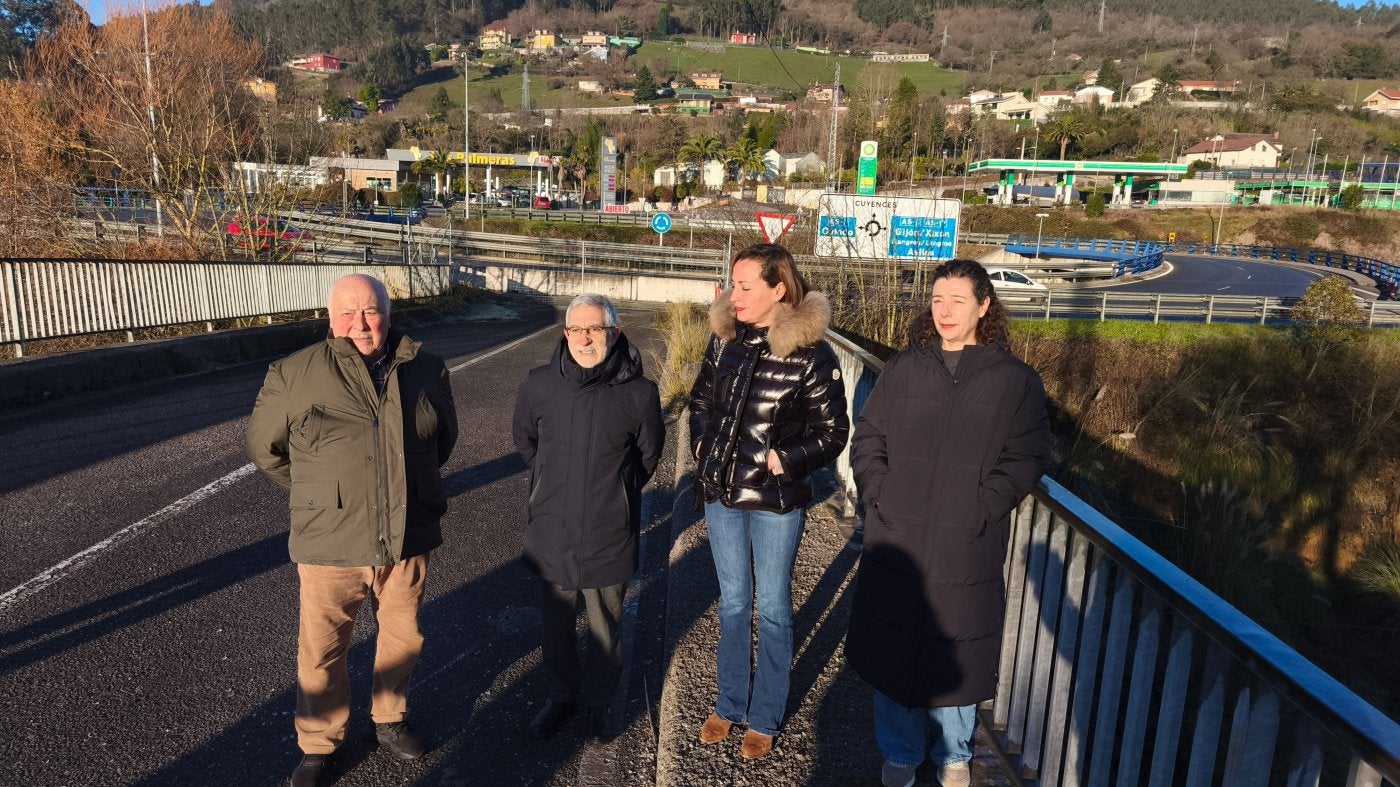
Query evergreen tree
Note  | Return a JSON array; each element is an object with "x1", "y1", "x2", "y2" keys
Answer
[
  {"x1": 882, "y1": 77, "x2": 920, "y2": 162},
  {"x1": 428, "y1": 86, "x2": 453, "y2": 121},
  {"x1": 1032, "y1": 8, "x2": 1052, "y2": 33},
  {"x1": 634, "y1": 64, "x2": 659, "y2": 102},
  {"x1": 1096, "y1": 58, "x2": 1124, "y2": 98},
  {"x1": 321, "y1": 93, "x2": 352, "y2": 120},
  {"x1": 655, "y1": 4, "x2": 672, "y2": 37},
  {"x1": 1, "y1": 0, "x2": 64, "y2": 78}
]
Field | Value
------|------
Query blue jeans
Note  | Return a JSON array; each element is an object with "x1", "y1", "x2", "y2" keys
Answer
[
  {"x1": 873, "y1": 690, "x2": 976, "y2": 769},
  {"x1": 704, "y1": 500, "x2": 805, "y2": 737}
]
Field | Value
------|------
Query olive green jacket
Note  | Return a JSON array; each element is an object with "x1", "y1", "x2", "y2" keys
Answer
[{"x1": 248, "y1": 328, "x2": 457, "y2": 566}]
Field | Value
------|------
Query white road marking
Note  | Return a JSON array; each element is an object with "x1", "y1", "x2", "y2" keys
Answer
[
  {"x1": 1217, "y1": 286, "x2": 1232, "y2": 291},
  {"x1": 0, "y1": 464, "x2": 258, "y2": 612},
  {"x1": 449, "y1": 325, "x2": 557, "y2": 372},
  {"x1": 1, "y1": 323, "x2": 560, "y2": 613}
]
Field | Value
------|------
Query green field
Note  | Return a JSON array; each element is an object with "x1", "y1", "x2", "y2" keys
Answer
[{"x1": 634, "y1": 42, "x2": 965, "y2": 97}]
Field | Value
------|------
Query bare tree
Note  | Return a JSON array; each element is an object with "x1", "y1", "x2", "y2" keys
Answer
[
  {"x1": 28, "y1": 2, "x2": 267, "y2": 257},
  {"x1": 0, "y1": 79, "x2": 80, "y2": 256}
]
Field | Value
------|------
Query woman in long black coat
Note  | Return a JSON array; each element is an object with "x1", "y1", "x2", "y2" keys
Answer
[{"x1": 846, "y1": 259, "x2": 1051, "y2": 787}]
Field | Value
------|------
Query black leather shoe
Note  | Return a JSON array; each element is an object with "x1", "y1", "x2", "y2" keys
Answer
[
  {"x1": 288, "y1": 754, "x2": 328, "y2": 787},
  {"x1": 375, "y1": 721, "x2": 426, "y2": 760},
  {"x1": 586, "y1": 706, "x2": 615, "y2": 742},
  {"x1": 529, "y1": 698, "x2": 576, "y2": 739}
]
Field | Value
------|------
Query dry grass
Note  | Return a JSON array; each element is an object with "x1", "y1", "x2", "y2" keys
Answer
[{"x1": 651, "y1": 301, "x2": 712, "y2": 413}]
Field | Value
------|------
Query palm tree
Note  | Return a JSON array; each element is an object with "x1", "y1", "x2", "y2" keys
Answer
[
  {"x1": 412, "y1": 149, "x2": 455, "y2": 202},
  {"x1": 1042, "y1": 113, "x2": 1089, "y2": 160},
  {"x1": 725, "y1": 137, "x2": 767, "y2": 186},
  {"x1": 678, "y1": 133, "x2": 724, "y2": 191}
]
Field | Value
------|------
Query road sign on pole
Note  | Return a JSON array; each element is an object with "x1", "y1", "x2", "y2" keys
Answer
[
  {"x1": 652, "y1": 212, "x2": 672, "y2": 247},
  {"x1": 755, "y1": 212, "x2": 797, "y2": 243},
  {"x1": 857, "y1": 140, "x2": 879, "y2": 196}
]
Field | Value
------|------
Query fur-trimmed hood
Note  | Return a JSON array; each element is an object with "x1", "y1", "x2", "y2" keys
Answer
[{"x1": 708, "y1": 289, "x2": 832, "y2": 358}]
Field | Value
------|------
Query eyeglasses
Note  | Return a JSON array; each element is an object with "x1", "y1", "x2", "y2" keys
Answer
[{"x1": 564, "y1": 325, "x2": 613, "y2": 338}]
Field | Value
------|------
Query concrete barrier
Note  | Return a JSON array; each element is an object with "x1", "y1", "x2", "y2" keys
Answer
[
  {"x1": 457, "y1": 261, "x2": 720, "y2": 303},
  {"x1": 0, "y1": 321, "x2": 327, "y2": 412}
]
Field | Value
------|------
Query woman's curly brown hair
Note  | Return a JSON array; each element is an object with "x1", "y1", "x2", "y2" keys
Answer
[{"x1": 912, "y1": 259, "x2": 1011, "y2": 350}]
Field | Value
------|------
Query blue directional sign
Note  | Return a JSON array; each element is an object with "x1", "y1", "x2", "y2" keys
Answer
[
  {"x1": 819, "y1": 215, "x2": 857, "y2": 237},
  {"x1": 651, "y1": 212, "x2": 672, "y2": 234},
  {"x1": 889, "y1": 216, "x2": 957, "y2": 258}
]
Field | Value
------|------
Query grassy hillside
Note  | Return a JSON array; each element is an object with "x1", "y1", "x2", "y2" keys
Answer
[{"x1": 635, "y1": 42, "x2": 966, "y2": 96}]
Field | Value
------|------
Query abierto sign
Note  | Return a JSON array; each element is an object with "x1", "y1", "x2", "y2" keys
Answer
[{"x1": 816, "y1": 194, "x2": 961, "y2": 260}]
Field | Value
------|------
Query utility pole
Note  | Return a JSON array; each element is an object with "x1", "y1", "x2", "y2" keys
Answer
[
  {"x1": 463, "y1": 52, "x2": 471, "y2": 221},
  {"x1": 522, "y1": 60, "x2": 531, "y2": 113},
  {"x1": 827, "y1": 62, "x2": 841, "y2": 193},
  {"x1": 1098, "y1": 0, "x2": 1106, "y2": 33},
  {"x1": 141, "y1": 0, "x2": 164, "y2": 238},
  {"x1": 940, "y1": 26, "x2": 949, "y2": 60}
]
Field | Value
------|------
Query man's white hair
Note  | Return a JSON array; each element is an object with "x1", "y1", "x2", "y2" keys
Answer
[
  {"x1": 328, "y1": 274, "x2": 391, "y2": 315},
  {"x1": 565, "y1": 293, "x2": 618, "y2": 327}
]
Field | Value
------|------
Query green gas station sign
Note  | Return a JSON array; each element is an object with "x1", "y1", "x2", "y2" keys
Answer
[{"x1": 857, "y1": 140, "x2": 878, "y2": 196}]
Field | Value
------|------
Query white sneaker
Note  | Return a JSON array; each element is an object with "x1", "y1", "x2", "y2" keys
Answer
[
  {"x1": 938, "y1": 760, "x2": 971, "y2": 787},
  {"x1": 882, "y1": 760, "x2": 917, "y2": 787}
]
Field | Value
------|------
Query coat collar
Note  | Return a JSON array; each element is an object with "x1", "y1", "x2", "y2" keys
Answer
[
  {"x1": 709, "y1": 289, "x2": 832, "y2": 358},
  {"x1": 327, "y1": 326, "x2": 418, "y2": 363}
]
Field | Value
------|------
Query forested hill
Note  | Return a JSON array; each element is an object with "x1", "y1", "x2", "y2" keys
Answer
[{"x1": 213, "y1": 0, "x2": 1400, "y2": 79}]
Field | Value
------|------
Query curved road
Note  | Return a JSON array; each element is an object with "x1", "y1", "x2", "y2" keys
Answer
[{"x1": 1111, "y1": 254, "x2": 1332, "y2": 297}]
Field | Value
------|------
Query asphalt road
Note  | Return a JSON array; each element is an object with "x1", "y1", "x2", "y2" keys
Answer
[
  {"x1": 0, "y1": 297, "x2": 679, "y2": 786},
  {"x1": 1111, "y1": 254, "x2": 1330, "y2": 297}
]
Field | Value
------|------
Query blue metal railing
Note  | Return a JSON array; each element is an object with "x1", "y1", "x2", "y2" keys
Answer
[
  {"x1": 1164, "y1": 241, "x2": 1400, "y2": 288},
  {"x1": 1006, "y1": 235, "x2": 1166, "y2": 277}
]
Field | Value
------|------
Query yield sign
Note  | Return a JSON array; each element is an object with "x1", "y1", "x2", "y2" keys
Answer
[{"x1": 755, "y1": 212, "x2": 797, "y2": 243}]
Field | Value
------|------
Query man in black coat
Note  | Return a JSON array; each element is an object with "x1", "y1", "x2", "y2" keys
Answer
[{"x1": 512, "y1": 293, "x2": 664, "y2": 741}]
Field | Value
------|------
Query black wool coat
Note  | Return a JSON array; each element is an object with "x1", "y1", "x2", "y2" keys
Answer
[
  {"x1": 846, "y1": 317, "x2": 1051, "y2": 708},
  {"x1": 688, "y1": 290, "x2": 849, "y2": 513},
  {"x1": 513, "y1": 332, "x2": 664, "y2": 589}
]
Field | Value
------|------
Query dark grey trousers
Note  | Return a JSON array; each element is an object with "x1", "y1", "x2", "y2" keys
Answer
[{"x1": 540, "y1": 578, "x2": 626, "y2": 707}]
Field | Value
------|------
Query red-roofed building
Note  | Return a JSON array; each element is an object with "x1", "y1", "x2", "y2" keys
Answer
[
  {"x1": 289, "y1": 53, "x2": 346, "y2": 72},
  {"x1": 1363, "y1": 88, "x2": 1400, "y2": 116},
  {"x1": 1178, "y1": 133, "x2": 1281, "y2": 168},
  {"x1": 731, "y1": 32, "x2": 758, "y2": 45}
]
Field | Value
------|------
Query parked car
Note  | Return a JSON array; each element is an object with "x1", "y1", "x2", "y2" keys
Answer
[
  {"x1": 532, "y1": 195, "x2": 553, "y2": 210},
  {"x1": 225, "y1": 216, "x2": 313, "y2": 251},
  {"x1": 985, "y1": 267, "x2": 1049, "y2": 301},
  {"x1": 494, "y1": 195, "x2": 514, "y2": 207}
]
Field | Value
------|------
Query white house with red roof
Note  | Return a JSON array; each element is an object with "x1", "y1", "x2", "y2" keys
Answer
[
  {"x1": 1363, "y1": 88, "x2": 1400, "y2": 116},
  {"x1": 1178, "y1": 133, "x2": 1282, "y2": 168}
]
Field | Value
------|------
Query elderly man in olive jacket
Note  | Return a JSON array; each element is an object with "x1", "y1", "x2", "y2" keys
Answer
[
  {"x1": 512, "y1": 293, "x2": 664, "y2": 741},
  {"x1": 248, "y1": 274, "x2": 457, "y2": 787}
]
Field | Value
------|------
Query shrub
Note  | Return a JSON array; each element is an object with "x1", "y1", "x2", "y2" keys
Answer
[
  {"x1": 1291, "y1": 276, "x2": 1364, "y2": 327},
  {"x1": 1085, "y1": 192, "x2": 1107, "y2": 217}
]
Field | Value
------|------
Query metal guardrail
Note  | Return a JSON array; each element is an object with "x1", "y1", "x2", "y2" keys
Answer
[
  {"x1": 822, "y1": 330, "x2": 1400, "y2": 787},
  {"x1": 999, "y1": 291, "x2": 1400, "y2": 328},
  {"x1": 0, "y1": 258, "x2": 450, "y2": 355},
  {"x1": 1163, "y1": 241, "x2": 1400, "y2": 289},
  {"x1": 1006, "y1": 235, "x2": 1166, "y2": 277}
]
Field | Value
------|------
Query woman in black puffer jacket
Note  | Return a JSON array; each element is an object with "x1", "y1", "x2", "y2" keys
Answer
[{"x1": 687, "y1": 243, "x2": 849, "y2": 759}]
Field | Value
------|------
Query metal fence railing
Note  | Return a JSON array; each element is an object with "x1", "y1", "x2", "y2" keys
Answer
[
  {"x1": 0, "y1": 259, "x2": 450, "y2": 356},
  {"x1": 1005, "y1": 235, "x2": 1167, "y2": 277},
  {"x1": 822, "y1": 331, "x2": 1400, "y2": 787}
]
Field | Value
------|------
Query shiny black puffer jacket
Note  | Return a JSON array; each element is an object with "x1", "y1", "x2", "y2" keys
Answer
[{"x1": 688, "y1": 290, "x2": 850, "y2": 513}]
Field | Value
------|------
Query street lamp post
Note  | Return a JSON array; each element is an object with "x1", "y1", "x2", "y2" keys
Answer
[
  {"x1": 1169, "y1": 128, "x2": 1179, "y2": 180},
  {"x1": 463, "y1": 52, "x2": 471, "y2": 222},
  {"x1": 1035, "y1": 212, "x2": 1049, "y2": 260}
]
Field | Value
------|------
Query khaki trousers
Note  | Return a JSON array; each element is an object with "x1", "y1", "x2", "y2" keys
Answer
[{"x1": 295, "y1": 554, "x2": 429, "y2": 754}]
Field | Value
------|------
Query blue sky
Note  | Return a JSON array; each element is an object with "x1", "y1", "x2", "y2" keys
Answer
[{"x1": 80, "y1": 1, "x2": 213, "y2": 26}]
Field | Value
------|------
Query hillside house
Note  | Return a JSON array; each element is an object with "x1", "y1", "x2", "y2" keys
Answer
[
  {"x1": 289, "y1": 53, "x2": 346, "y2": 72},
  {"x1": 1363, "y1": 88, "x2": 1400, "y2": 115},
  {"x1": 731, "y1": 32, "x2": 758, "y2": 45},
  {"x1": 690, "y1": 72, "x2": 725, "y2": 91},
  {"x1": 806, "y1": 83, "x2": 844, "y2": 103},
  {"x1": 526, "y1": 30, "x2": 556, "y2": 51},
  {"x1": 1074, "y1": 85, "x2": 1114, "y2": 107},
  {"x1": 1178, "y1": 80, "x2": 1240, "y2": 99},
  {"x1": 479, "y1": 29, "x2": 512, "y2": 50},
  {"x1": 654, "y1": 160, "x2": 727, "y2": 189},
  {"x1": 762, "y1": 149, "x2": 824, "y2": 181},
  {"x1": 578, "y1": 79, "x2": 606, "y2": 93},
  {"x1": 241, "y1": 77, "x2": 277, "y2": 102},
  {"x1": 1036, "y1": 90, "x2": 1074, "y2": 109},
  {"x1": 1179, "y1": 133, "x2": 1282, "y2": 168},
  {"x1": 1122, "y1": 78, "x2": 1160, "y2": 106},
  {"x1": 581, "y1": 31, "x2": 609, "y2": 47}
]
